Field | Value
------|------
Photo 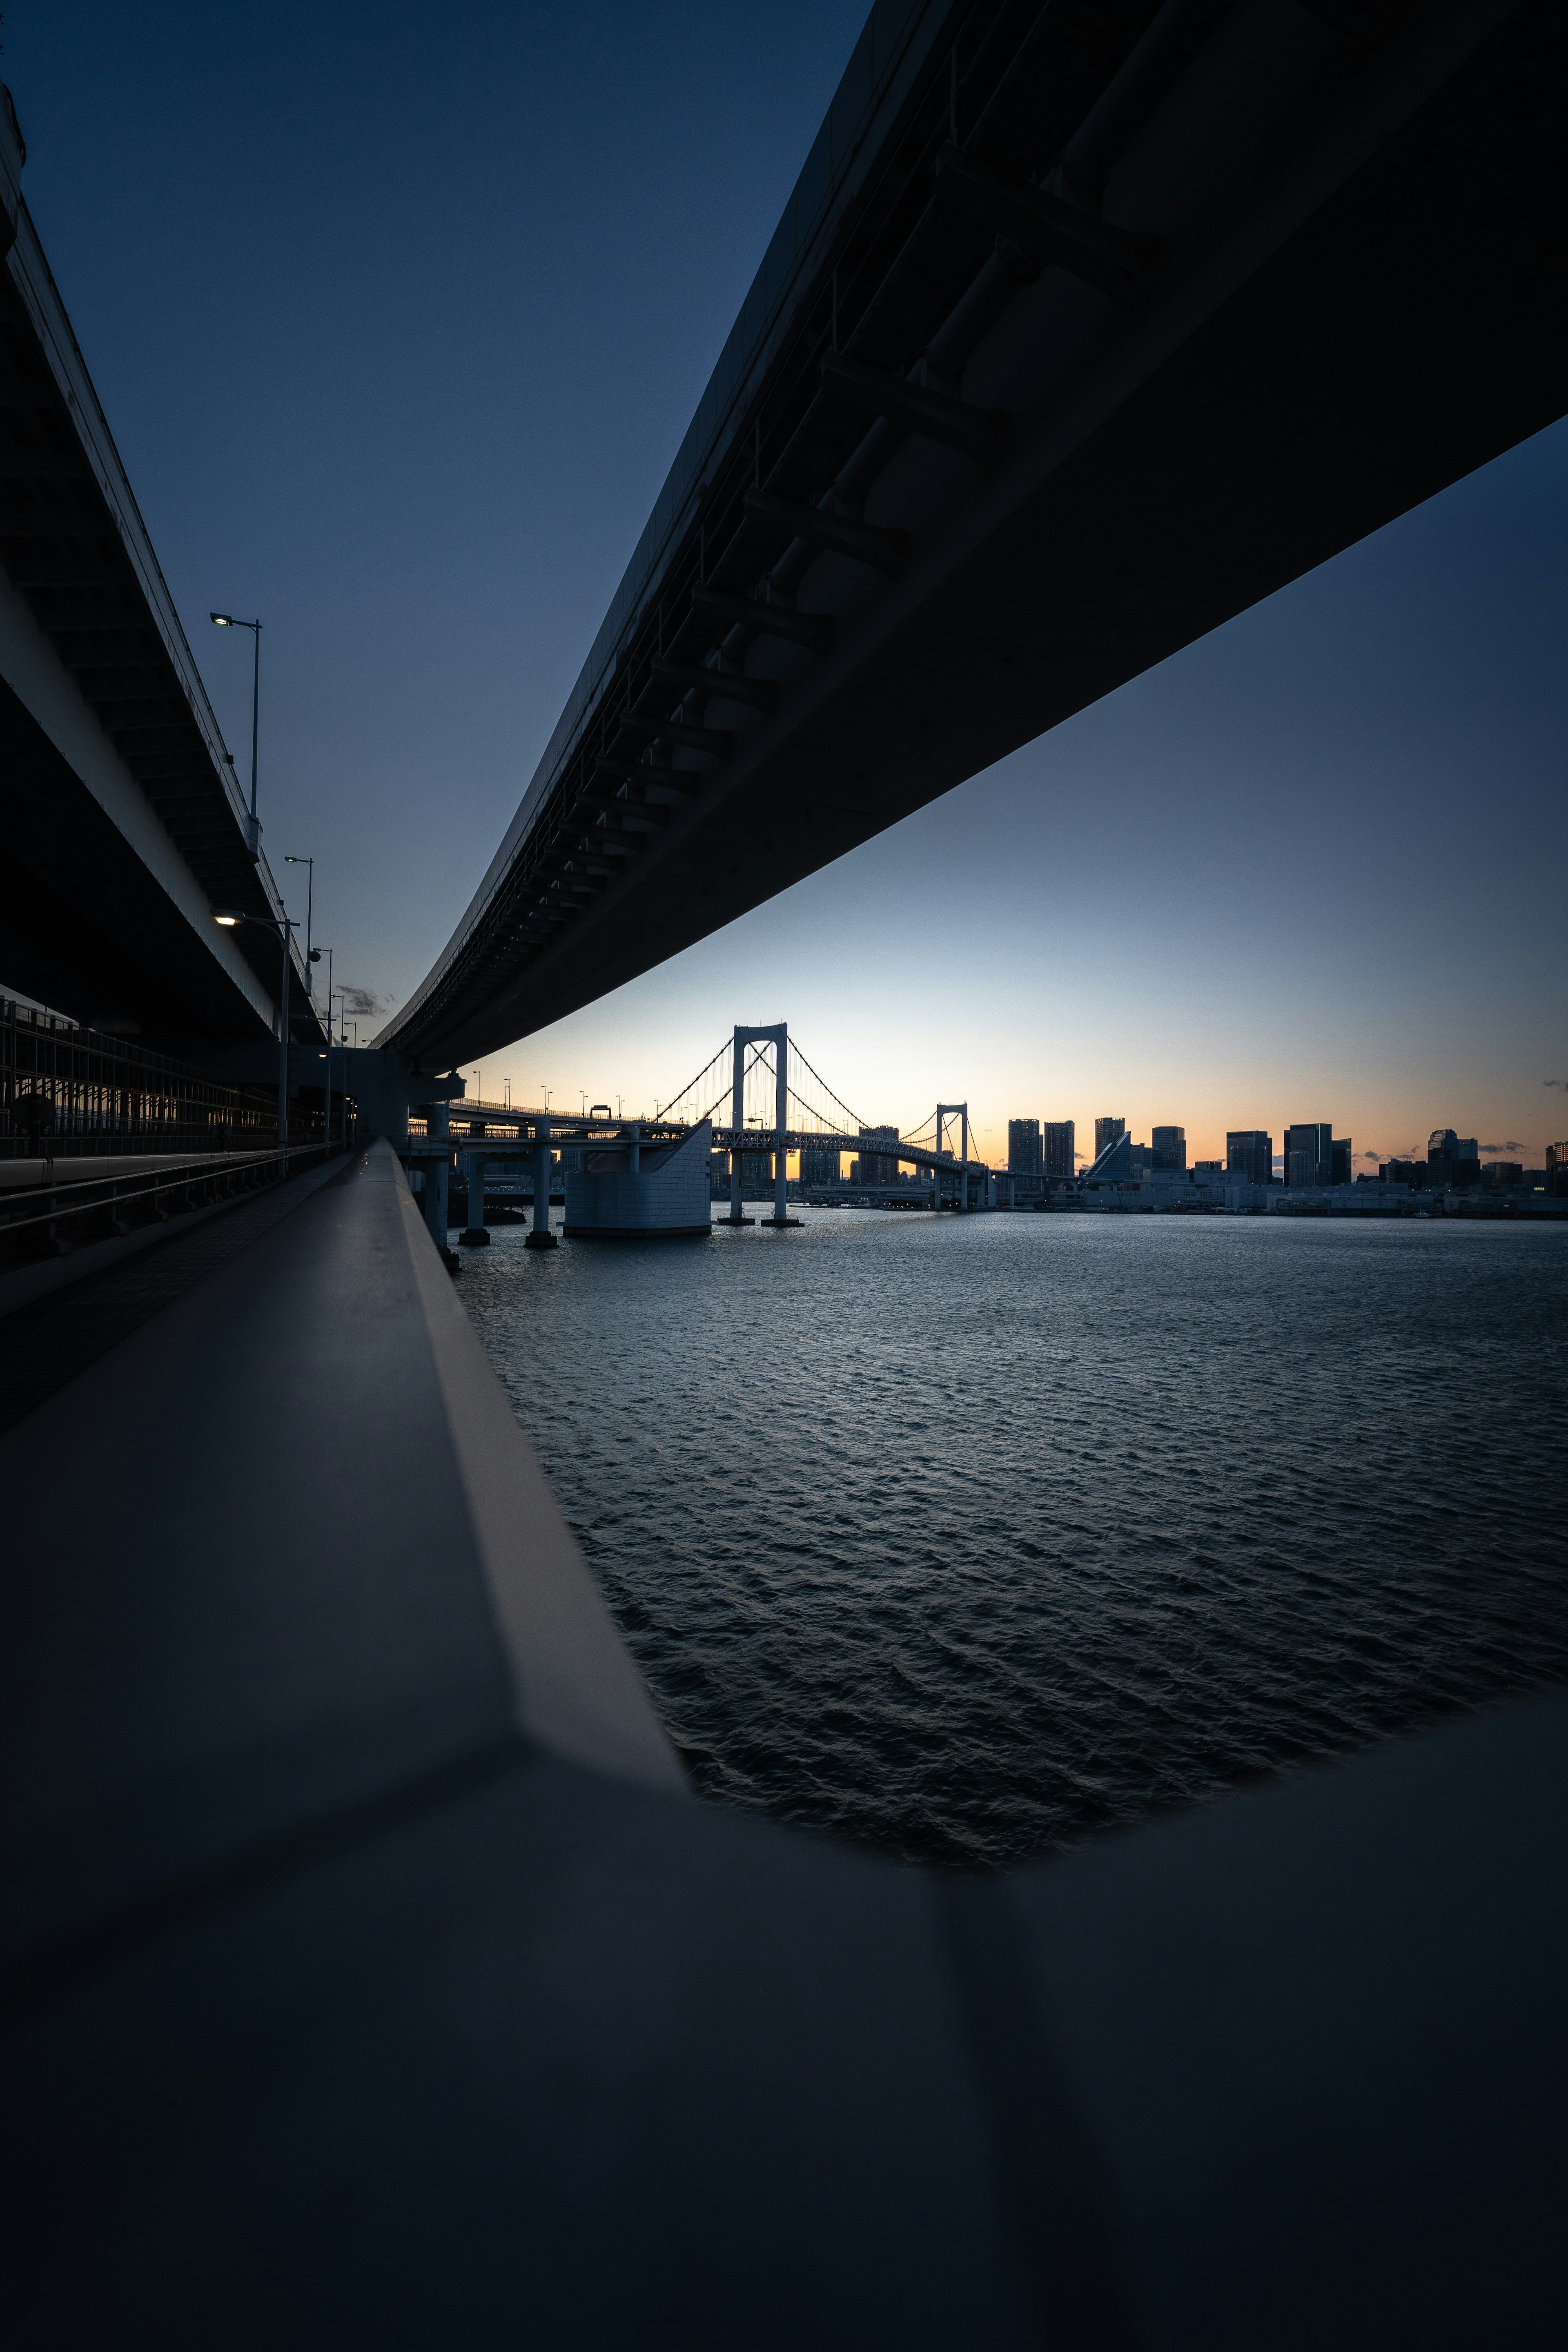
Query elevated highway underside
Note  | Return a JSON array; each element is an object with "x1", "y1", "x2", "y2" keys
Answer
[
  {"x1": 388, "y1": 0, "x2": 1568, "y2": 1074},
  {"x1": 0, "y1": 95, "x2": 310, "y2": 1056}
]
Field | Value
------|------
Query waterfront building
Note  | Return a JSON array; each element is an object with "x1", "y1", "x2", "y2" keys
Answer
[
  {"x1": 1331, "y1": 1137, "x2": 1353, "y2": 1186},
  {"x1": 800, "y1": 1146, "x2": 840, "y2": 1186},
  {"x1": 1380, "y1": 1157, "x2": 1427, "y2": 1187},
  {"x1": 1152, "y1": 1125, "x2": 1187, "y2": 1173},
  {"x1": 858, "y1": 1125, "x2": 900, "y2": 1186},
  {"x1": 1007, "y1": 1118, "x2": 1042, "y2": 1176},
  {"x1": 1482, "y1": 1161, "x2": 1524, "y2": 1190},
  {"x1": 1226, "y1": 1130, "x2": 1273, "y2": 1185},
  {"x1": 1044, "y1": 1119, "x2": 1075, "y2": 1178},
  {"x1": 1285, "y1": 1121, "x2": 1333, "y2": 1189},
  {"x1": 1085, "y1": 1129, "x2": 1133, "y2": 1181},
  {"x1": 1426, "y1": 1127, "x2": 1459, "y2": 1188},
  {"x1": 1547, "y1": 1143, "x2": 1568, "y2": 1194},
  {"x1": 1094, "y1": 1115, "x2": 1126, "y2": 1158}
]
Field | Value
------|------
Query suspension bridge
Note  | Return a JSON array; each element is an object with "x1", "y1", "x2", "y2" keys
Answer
[{"x1": 403, "y1": 1022, "x2": 991, "y2": 1253}]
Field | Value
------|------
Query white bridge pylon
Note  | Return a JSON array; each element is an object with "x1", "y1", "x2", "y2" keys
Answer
[
  {"x1": 668, "y1": 1023, "x2": 986, "y2": 1221},
  {"x1": 725, "y1": 1023, "x2": 793, "y2": 1228}
]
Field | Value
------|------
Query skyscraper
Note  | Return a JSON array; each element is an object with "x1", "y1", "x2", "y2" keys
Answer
[
  {"x1": 858, "y1": 1126, "x2": 899, "y2": 1186},
  {"x1": 1284, "y1": 1121, "x2": 1332, "y2": 1189},
  {"x1": 800, "y1": 1147, "x2": 840, "y2": 1185},
  {"x1": 1007, "y1": 1118, "x2": 1042, "y2": 1176},
  {"x1": 1330, "y1": 1137, "x2": 1352, "y2": 1186},
  {"x1": 1427, "y1": 1129, "x2": 1459, "y2": 1188},
  {"x1": 1226, "y1": 1130, "x2": 1273, "y2": 1185},
  {"x1": 1044, "y1": 1120, "x2": 1075, "y2": 1179},
  {"x1": 1151, "y1": 1125, "x2": 1187, "y2": 1173},
  {"x1": 1094, "y1": 1116, "x2": 1126, "y2": 1158}
]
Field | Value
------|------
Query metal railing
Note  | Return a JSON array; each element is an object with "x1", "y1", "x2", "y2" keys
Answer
[
  {"x1": 1, "y1": 999, "x2": 279, "y2": 1160},
  {"x1": 0, "y1": 1140, "x2": 349, "y2": 1269}
]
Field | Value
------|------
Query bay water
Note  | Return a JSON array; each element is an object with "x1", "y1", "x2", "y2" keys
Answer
[{"x1": 461, "y1": 1207, "x2": 1568, "y2": 1869}]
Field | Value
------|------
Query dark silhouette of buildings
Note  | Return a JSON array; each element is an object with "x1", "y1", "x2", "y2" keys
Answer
[
  {"x1": 1007, "y1": 1119, "x2": 1042, "y2": 1176},
  {"x1": 1285, "y1": 1122, "x2": 1333, "y2": 1189},
  {"x1": 1044, "y1": 1120, "x2": 1075, "y2": 1179},
  {"x1": 857, "y1": 1126, "x2": 899, "y2": 1186},
  {"x1": 1227, "y1": 1130, "x2": 1273, "y2": 1185}
]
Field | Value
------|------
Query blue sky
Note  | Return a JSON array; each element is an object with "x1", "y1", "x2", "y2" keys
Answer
[{"x1": 7, "y1": 2, "x2": 1566, "y2": 1167}]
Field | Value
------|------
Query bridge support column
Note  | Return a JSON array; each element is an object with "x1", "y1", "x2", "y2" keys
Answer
[
  {"x1": 459, "y1": 1147, "x2": 491, "y2": 1246},
  {"x1": 759, "y1": 1022, "x2": 800, "y2": 1227},
  {"x1": 422, "y1": 1101, "x2": 457, "y2": 1270},
  {"x1": 720, "y1": 1026, "x2": 753, "y2": 1225},
  {"x1": 526, "y1": 1115, "x2": 558, "y2": 1249}
]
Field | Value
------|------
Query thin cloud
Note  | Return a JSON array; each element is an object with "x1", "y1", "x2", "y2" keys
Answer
[
  {"x1": 1481, "y1": 1141, "x2": 1524, "y2": 1156},
  {"x1": 1544, "y1": 1078, "x2": 1568, "y2": 1091},
  {"x1": 340, "y1": 984, "x2": 393, "y2": 1018}
]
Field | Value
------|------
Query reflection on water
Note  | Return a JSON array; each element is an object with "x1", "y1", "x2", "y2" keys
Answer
[{"x1": 461, "y1": 1207, "x2": 1568, "y2": 1869}]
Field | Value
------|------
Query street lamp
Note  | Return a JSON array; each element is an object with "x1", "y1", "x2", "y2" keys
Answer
[
  {"x1": 209, "y1": 613, "x2": 263, "y2": 857},
  {"x1": 316, "y1": 947, "x2": 334, "y2": 1145},
  {"x1": 213, "y1": 905, "x2": 297, "y2": 1148},
  {"x1": 284, "y1": 854, "x2": 315, "y2": 992}
]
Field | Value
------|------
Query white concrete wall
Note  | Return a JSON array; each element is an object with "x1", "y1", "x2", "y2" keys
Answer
[{"x1": 565, "y1": 1121, "x2": 712, "y2": 1234}]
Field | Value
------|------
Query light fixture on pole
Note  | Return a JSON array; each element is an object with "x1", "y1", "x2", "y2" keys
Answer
[
  {"x1": 213, "y1": 905, "x2": 296, "y2": 1149},
  {"x1": 316, "y1": 947, "x2": 334, "y2": 1145},
  {"x1": 209, "y1": 613, "x2": 263, "y2": 856},
  {"x1": 284, "y1": 855, "x2": 315, "y2": 993}
]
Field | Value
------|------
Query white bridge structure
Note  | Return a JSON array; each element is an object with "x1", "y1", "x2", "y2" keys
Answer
[{"x1": 402, "y1": 1022, "x2": 990, "y2": 1253}]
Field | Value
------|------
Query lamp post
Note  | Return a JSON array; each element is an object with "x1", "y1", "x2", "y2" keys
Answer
[
  {"x1": 284, "y1": 855, "x2": 314, "y2": 992},
  {"x1": 316, "y1": 947, "x2": 334, "y2": 1145},
  {"x1": 213, "y1": 906, "x2": 296, "y2": 1150},
  {"x1": 210, "y1": 613, "x2": 263, "y2": 856}
]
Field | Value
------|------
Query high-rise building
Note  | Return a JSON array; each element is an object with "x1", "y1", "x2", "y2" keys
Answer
[
  {"x1": 1086, "y1": 1129, "x2": 1132, "y2": 1180},
  {"x1": 1546, "y1": 1143, "x2": 1568, "y2": 1194},
  {"x1": 1330, "y1": 1137, "x2": 1352, "y2": 1186},
  {"x1": 1094, "y1": 1116, "x2": 1125, "y2": 1158},
  {"x1": 858, "y1": 1126, "x2": 899, "y2": 1186},
  {"x1": 1426, "y1": 1127, "x2": 1458, "y2": 1188},
  {"x1": 1284, "y1": 1121, "x2": 1332, "y2": 1189},
  {"x1": 1226, "y1": 1130, "x2": 1273, "y2": 1185},
  {"x1": 1043, "y1": 1120, "x2": 1075, "y2": 1179},
  {"x1": 1007, "y1": 1118, "x2": 1042, "y2": 1176},
  {"x1": 800, "y1": 1147, "x2": 840, "y2": 1185},
  {"x1": 1151, "y1": 1125, "x2": 1187, "y2": 1173}
]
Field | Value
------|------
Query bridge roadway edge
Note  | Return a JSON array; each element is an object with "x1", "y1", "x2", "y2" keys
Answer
[{"x1": 0, "y1": 1138, "x2": 1563, "y2": 2334}]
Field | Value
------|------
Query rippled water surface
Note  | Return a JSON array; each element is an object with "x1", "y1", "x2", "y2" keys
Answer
[{"x1": 461, "y1": 1208, "x2": 1568, "y2": 1868}]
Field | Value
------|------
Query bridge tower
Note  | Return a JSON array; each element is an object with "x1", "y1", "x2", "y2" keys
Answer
[
  {"x1": 727, "y1": 1024, "x2": 798, "y2": 1229},
  {"x1": 933, "y1": 1103, "x2": 970, "y2": 1213}
]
